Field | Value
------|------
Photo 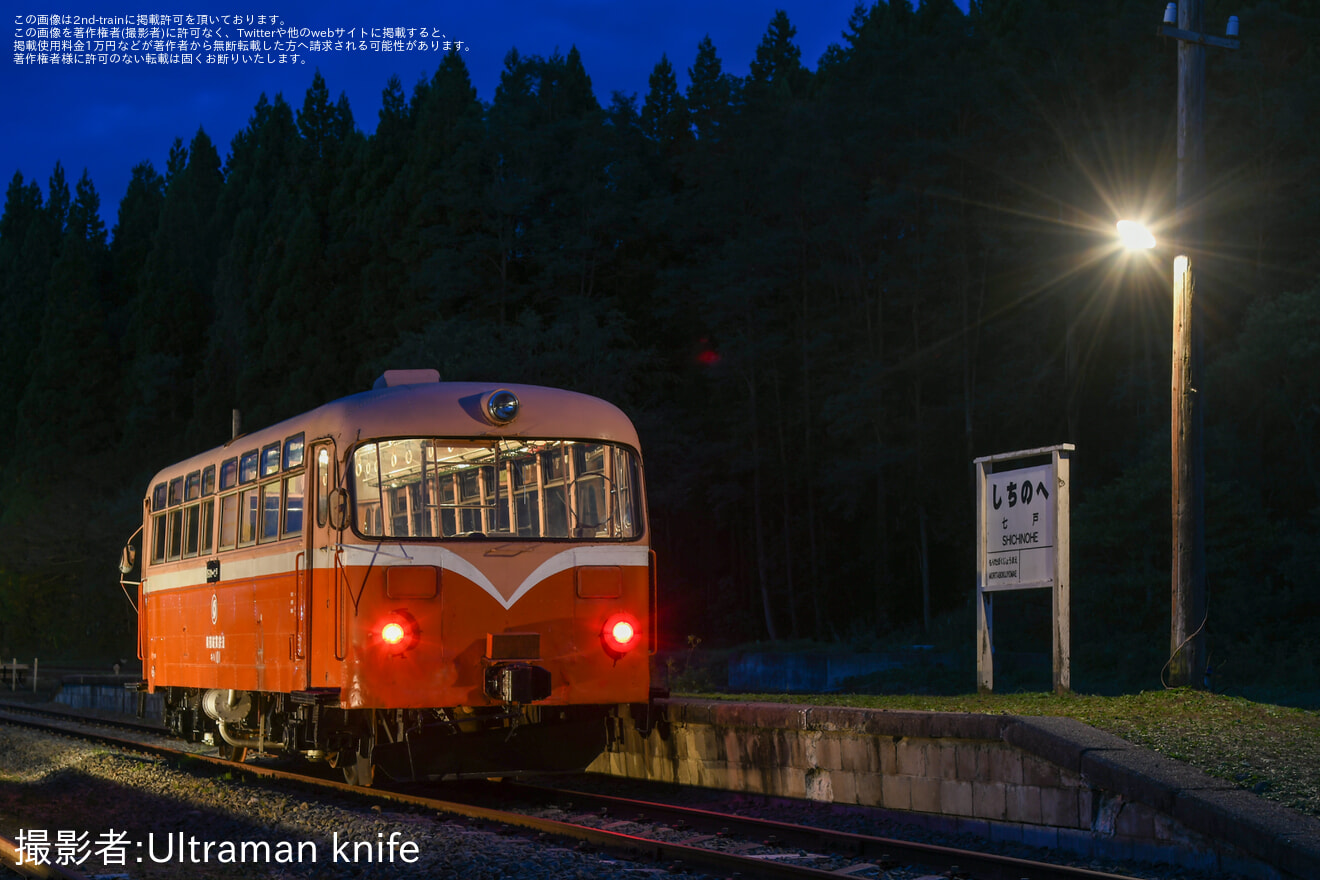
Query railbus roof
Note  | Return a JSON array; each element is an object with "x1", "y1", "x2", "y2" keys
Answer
[{"x1": 144, "y1": 377, "x2": 642, "y2": 490}]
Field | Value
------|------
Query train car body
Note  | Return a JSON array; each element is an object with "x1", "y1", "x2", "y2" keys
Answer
[{"x1": 124, "y1": 371, "x2": 654, "y2": 783}]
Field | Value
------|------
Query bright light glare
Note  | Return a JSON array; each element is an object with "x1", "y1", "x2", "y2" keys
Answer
[
  {"x1": 602, "y1": 612, "x2": 640, "y2": 654},
  {"x1": 611, "y1": 620, "x2": 636, "y2": 645},
  {"x1": 1117, "y1": 220, "x2": 1156, "y2": 250},
  {"x1": 381, "y1": 622, "x2": 406, "y2": 645}
]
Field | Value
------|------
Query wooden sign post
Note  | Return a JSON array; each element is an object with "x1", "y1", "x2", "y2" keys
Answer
[{"x1": 974, "y1": 445, "x2": 1073, "y2": 694}]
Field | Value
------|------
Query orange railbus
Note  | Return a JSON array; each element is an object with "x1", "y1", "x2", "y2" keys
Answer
[{"x1": 120, "y1": 370, "x2": 655, "y2": 784}]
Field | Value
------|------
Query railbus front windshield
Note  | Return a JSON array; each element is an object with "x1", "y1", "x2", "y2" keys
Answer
[{"x1": 350, "y1": 438, "x2": 642, "y2": 541}]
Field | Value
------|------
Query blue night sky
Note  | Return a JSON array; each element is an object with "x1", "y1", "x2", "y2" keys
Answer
[{"x1": 2, "y1": 2, "x2": 966, "y2": 219}]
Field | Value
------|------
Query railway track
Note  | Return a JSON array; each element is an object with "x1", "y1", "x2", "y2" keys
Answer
[
  {"x1": 0, "y1": 831, "x2": 91, "y2": 880},
  {"x1": 438, "y1": 779, "x2": 1161, "y2": 880},
  {"x1": 0, "y1": 707, "x2": 1167, "y2": 880},
  {"x1": 0, "y1": 700, "x2": 167, "y2": 739}
]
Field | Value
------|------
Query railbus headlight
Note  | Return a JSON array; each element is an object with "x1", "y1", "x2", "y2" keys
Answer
[{"x1": 485, "y1": 389, "x2": 520, "y2": 425}]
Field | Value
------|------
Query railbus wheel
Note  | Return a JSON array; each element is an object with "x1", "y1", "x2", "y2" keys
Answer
[
  {"x1": 340, "y1": 734, "x2": 375, "y2": 787},
  {"x1": 217, "y1": 740, "x2": 248, "y2": 764}
]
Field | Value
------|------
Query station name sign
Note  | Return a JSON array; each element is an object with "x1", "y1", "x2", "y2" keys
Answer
[
  {"x1": 985, "y1": 463, "x2": 1054, "y2": 588},
  {"x1": 973, "y1": 444, "x2": 1073, "y2": 694}
]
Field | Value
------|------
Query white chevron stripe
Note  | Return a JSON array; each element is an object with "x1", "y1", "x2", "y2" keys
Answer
[
  {"x1": 505, "y1": 546, "x2": 649, "y2": 608},
  {"x1": 143, "y1": 549, "x2": 303, "y2": 593},
  {"x1": 143, "y1": 544, "x2": 647, "y2": 608},
  {"x1": 318, "y1": 543, "x2": 649, "y2": 610}
]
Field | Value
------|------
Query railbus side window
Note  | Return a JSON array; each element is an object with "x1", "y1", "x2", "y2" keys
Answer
[
  {"x1": 183, "y1": 503, "x2": 201, "y2": 557},
  {"x1": 151, "y1": 512, "x2": 168, "y2": 563},
  {"x1": 149, "y1": 483, "x2": 168, "y2": 564},
  {"x1": 238, "y1": 487, "x2": 259, "y2": 547},
  {"x1": 284, "y1": 433, "x2": 305, "y2": 469},
  {"x1": 202, "y1": 465, "x2": 216, "y2": 496},
  {"x1": 167, "y1": 507, "x2": 184, "y2": 561},
  {"x1": 199, "y1": 499, "x2": 215, "y2": 554},
  {"x1": 284, "y1": 473, "x2": 305, "y2": 536},
  {"x1": 239, "y1": 450, "x2": 258, "y2": 484},
  {"x1": 219, "y1": 458, "x2": 238, "y2": 491},
  {"x1": 259, "y1": 480, "x2": 281, "y2": 543},
  {"x1": 218, "y1": 493, "x2": 239, "y2": 550},
  {"x1": 261, "y1": 443, "x2": 280, "y2": 478}
]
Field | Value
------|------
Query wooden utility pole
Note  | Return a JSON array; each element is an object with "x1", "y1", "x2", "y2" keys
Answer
[
  {"x1": 1159, "y1": 1, "x2": 1237, "y2": 687},
  {"x1": 1172, "y1": 0, "x2": 1207, "y2": 690},
  {"x1": 1169, "y1": 253, "x2": 1204, "y2": 688}
]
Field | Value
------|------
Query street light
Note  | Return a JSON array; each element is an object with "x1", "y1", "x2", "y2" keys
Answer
[
  {"x1": 1116, "y1": 220, "x2": 1156, "y2": 251},
  {"x1": 1117, "y1": 219, "x2": 1205, "y2": 689}
]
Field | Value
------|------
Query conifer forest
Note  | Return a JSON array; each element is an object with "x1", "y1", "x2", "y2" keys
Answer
[{"x1": 2, "y1": 1, "x2": 1318, "y2": 696}]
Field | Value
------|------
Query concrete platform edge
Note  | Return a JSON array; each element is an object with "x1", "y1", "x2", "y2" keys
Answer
[{"x1": 656, "y1": 698, "x2": 1320, "y2": 879}]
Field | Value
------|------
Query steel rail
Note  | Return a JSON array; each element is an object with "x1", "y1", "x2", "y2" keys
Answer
[
  {"x1": 493, "y1": 781, "x2": 1151, "y2": 880},
  {"x1": 0, "y1": 833, "x2": 91, "y2": 880},
  {"x1": 0, "y1": 710, "x2": 1151, "y2": 880},
  {"x1": 0, "y1": 709, "x2": 843, "y2": 880},
  {"x1": 0, "y1": 710, "x2": 844, "y2": 879},
  {"x1": 0, "y1": 700, "x2": 166, "y2": 737}
]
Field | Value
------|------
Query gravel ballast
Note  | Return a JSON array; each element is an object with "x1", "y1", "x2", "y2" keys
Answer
[{"x1": 0, "y1": 725, "x2": 679, "y2": 879}]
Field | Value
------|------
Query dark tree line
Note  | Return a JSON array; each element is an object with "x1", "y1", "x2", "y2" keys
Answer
[{"x1": 1, "y1": 0, "x2": 1317, "y2": 695}]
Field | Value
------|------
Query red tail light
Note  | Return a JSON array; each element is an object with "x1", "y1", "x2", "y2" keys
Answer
[
  {"x1": 602, "y1": 612, "x2": 641, "y2": 656},
  {"x1": 375, "y1": 611, "x2": 419, "y2": 654}
]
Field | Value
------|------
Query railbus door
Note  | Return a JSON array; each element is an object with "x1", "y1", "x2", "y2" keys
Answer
[{"x1": 305, "y1": 440, "x2": 340, "y2": 688}]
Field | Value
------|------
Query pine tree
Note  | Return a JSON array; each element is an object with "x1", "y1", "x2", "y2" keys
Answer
[
  {"x1": 747, "y1": 10, "x2": 807, "y2": 97},
  {"x1": 0, "y1": 172, "x2": 53, "y2": 466},
  {"x1": 109, "y1": 162, "x2": 165, "y2": 319},
  {"x1": 194, "y1": 94, "x2": 301, "y2": 443},
  {"x1": 123, "y1": 128, "x2": 223, "y2": 461},
  {"x1": 641, "y1": 55, "x2": 688, "y2": 147},
  {"x1": 18, "y1": 170, "x2": 115, "y2": 453},
  {"x1": 686, "y1": 36, "x2": 734, "y2": 143}
]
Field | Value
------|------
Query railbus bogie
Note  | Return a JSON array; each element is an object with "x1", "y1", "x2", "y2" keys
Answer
[{"x1": 120, "y1": 371, "x2": 656, "y2": 785}]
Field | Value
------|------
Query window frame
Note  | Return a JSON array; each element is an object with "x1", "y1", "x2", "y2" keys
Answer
[
  {"x1": 260, "y1": 443, "x2": 281, "y2": 478},
  {"x1": 282, "y1": 472, "x2": 306, "y2": 537},
  {"x1": 347, "y1": 437, "x2": 645, "y2": 543},
  {"x1": 150, "y1": 512, "x2": 168, "y2": 563},
  {"x1": 239, "y1": 450, "x2": 259, "y2": 485},
  {"x1": 218, "y1": 493, "x2": 239, "y2": 550},
  {"x1": 148, "y1": 434, "x2": 320, "y2": 562},
  {"x1": 258, "y1": 480, "x2": 282, "y2": 544},
  {"x1": 219, "y1": 458, "x2": 238, "y2": 491},
  {"x1": 237, "y1": 487, "x2": 259, "y2": 547},
  {"x1": 284, "y1": 433, "x2": 305, "y2": 470}
]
